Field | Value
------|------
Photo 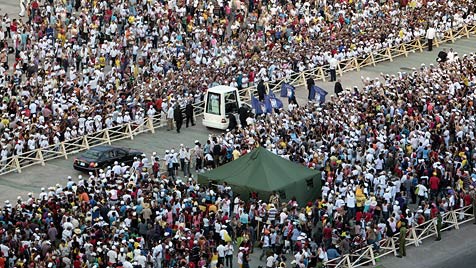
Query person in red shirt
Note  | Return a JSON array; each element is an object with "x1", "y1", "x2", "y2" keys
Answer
[
  {"x1": 323, "y1": 223, "x2": 333, "y2": 248},
  {"x1": 430, "y1": 204, "x2": 439, "y2": 219},
  {"x1": 73, "y1": 255, "x2": 81, "y2": 268},
  {"x1": 0, "y1": 252, "x2": 6, "y2": 268},
  {"x1": 355, "y1": 211, "x2": 363, "y2": 222},
  {"x1": 463, "y1": 192, "x2": 472, "y2": 206},
  {"x1": 429, "y1": 172, "x2": 440, "y2": 201}
]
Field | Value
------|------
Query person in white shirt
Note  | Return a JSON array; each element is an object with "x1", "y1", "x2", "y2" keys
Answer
[
  {"x1": 166, "y1": 105, "x2": 174, "y2": 131},
  {"x1": 416, "y1": 183, "x2": 427, "y2": 205},
  {"x1": 217, "y1": 243, "x2": 226, "y2": 265},
  {"x1": 15, "y1": 140, "x2": 24, "y2": 155},
  {"x1": 329, "y1": 57, "x2": 338, "y2": 82},
  {"x1": 259, "y1": 234, "x2": 270, "y2": 260},
  {"x1": 225, "y1": 241, "x2": 234, "y2": 267},
  {"x1": 346, "y1": 192, "x2": 356, "y2": 218},
  {"x1": 426, "y1": 25, "x2": 436, "y2": 51},
  {"x1": 237, "y1": 248, "x2": 244, "y2": 267},
  {"x1": 134, "y1": 252, "x2": 147, "y2": 267},
  {"x1": 266, "y1": 254, "x2": 276, "y2": 268},
  {"x1": 152, "y1": 243, "x2": 163, "y2": 268},
  {"x1": 112, "y1": 161, "x2": 122, "y2": 176},
  {"x1": 107, "y1": 247, "x2": 118, "y2": 264}
]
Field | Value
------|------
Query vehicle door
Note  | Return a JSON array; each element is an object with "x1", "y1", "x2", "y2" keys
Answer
[
  {"x1": 114, "y1": 148, "x2": 129, "y2": 164},
  {"x1": 100, "y1": 149, "x2": 116, "y2": 167}
]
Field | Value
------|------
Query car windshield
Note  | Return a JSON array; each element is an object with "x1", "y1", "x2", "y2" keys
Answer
[{"x1": 81, "y1": 149, "x2": 102, "y2": 159}]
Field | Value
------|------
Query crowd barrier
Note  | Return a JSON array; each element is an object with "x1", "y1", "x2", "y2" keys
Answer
[
  {"x1": 0, "y1": 115, "x2": 166, "y2": 176},
  {"x1": 323, "y1": 205, "x2": 475, "y2": 268},
  {"x1": 0, "y1": 24, "x2": 475, "y2": 176}
]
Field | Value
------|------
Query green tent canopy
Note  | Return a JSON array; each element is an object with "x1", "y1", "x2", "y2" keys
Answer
[{"x1": 198, "y1": 147, "x2": 321, "y2": 205}]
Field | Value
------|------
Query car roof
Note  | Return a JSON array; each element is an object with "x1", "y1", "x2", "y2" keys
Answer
[
  {"x1": 207, "y1": 85, "x2": 238, "y2": 93},
  {"x1": 89, "y1": 145, "x2": 123, "y2": 152}
]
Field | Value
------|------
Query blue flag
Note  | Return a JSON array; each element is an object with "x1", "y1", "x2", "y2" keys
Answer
[
  {"x1": 265, "y1": 93, "x2": 283, "y2": 113},
  {"x1": 316, "y1": 86, "x2": 328, "y2": 104},
  {"x1": 280, "y1": 82, "x2": 295, "y2": 98},
  {"x1": 309, "y1": 85, "x2": 317, "y2": 100},
  {"x1": 251, "y1": 94, "x2": 265, "y2": 115}
]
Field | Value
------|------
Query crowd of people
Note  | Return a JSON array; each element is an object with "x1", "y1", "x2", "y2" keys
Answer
[
  {"x1": 1, "y1": 51, "x2": 476, "y2": 268},
  {"x1": 0, "y1": 0, "x2": 475, "y2": 163},
  {"x1": 1, "y1": 0, "x2": 476, "y2": 267}
]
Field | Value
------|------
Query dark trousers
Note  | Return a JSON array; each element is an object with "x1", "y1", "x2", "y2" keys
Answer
[
  {"x1": 428, "y1": 38, "x2": 433, "y2": 51},
  {"x1": 225, "y1": 254, "x2": 233, "y2": 268},
  {"x1": 218, "y1": 257, "x2": 225, "y2": 266},
  {"x1": 330, "y1": 69, "x2": 337, "y2": 82},
  {"x1": 168, "y1": 166, "x2": 175, "y2": 179},
  {"x1": 186, "y1": 115, "x2": 194, "y2": 127},
  {"x1": 175, "y1": 120, "x2": 182, "y2": 132},
  {"x1": 180, "y1": 158, "x2": 185, "y2": 172},
  {"x1": 195, "y1": 158, "x2": 202, "y2": 171}
]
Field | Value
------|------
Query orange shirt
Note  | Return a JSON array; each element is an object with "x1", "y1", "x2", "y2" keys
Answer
[{"x1": 79, "y1": 192, "x2": 89, "y2": 203}]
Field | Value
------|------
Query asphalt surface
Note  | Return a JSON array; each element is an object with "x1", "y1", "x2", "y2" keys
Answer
[
  {"x1": 0, "y1": 1, "x2": 476, "y2": 267},
  {"x1": 380, "y1": 223, "x2": 476, "y2": 268}
]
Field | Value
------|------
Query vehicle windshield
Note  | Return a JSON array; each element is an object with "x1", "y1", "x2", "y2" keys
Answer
[
  {"x1": 81, "y1": 149, "x2": 102, "y2": 159},
  {"x1": 206, "y1": 92, "x2": 221, "y2": 115}
]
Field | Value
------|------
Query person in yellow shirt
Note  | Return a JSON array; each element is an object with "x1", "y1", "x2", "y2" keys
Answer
[
  {"x1": 399, "y1": 29, "x2": 405, "y2": 39},
  {"x1": 99, "y1": 55, "x2": 106, "y2": 68},
  {"x1": 210, "y1": 249, "x2": 219, "y2": 268},
  {"x1": 128, "y1": 16, "x2": 135, "y2": 24},
  {"x1": 295, "y1": 34, "x2": 302, "y2": 44},
  {"x1": 232, "y1": 146, "x2": 241, "y2": 160},
  {"x1": 405, "y1": 144, "x2": 412, "y2": 156},
  {"x1": 1, "y1": 115, "x2": 9, "y2": 126},
  {"x1": 355, "y1": 185, "x2": 366, "y2": 210}
]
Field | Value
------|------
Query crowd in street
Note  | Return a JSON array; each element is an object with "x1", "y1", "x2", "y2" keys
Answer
[
  {"x1": 2, "y1": 50, "x2": 476, "y2": 268},
  {"x1": 1, "y1": 0, "x2": 476, "y2": 267},
  {"x1": 0, "y1": 0, "x2": 475, "y2": 162}
]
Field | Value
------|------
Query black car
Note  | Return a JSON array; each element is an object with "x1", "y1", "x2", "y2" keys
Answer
[{"x1": 73, "y1": 145, "x2": 143, "y2": 172}]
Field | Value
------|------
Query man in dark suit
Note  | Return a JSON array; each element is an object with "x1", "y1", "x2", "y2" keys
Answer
[
  {"x1": 257, "y1": 80, "x2": 266, "y2": 102},
  {"x1": 185, "y1": 100, "x2": 195, "y2": 127},
  {"x1": 307, "y1": 77, "x2": 315, "y2": 101},
  {"x1": 238, "y1": 106, "x2": 248, "y2": 127},
  {"x1": 174, "y1": 105, "x2": 183, "y2": 133}
]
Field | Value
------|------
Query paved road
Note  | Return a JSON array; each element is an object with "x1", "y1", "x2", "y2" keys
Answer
[
  {"x1": 380, "y1": 223, "x2": 476, "y2": 268},
  {"x1": 0, "y1": 0, "x2": 19, "y2": 17}
]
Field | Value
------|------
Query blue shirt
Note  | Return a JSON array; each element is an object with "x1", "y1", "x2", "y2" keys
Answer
[{"x1": 327, "y1": 248, "x2": 341, "y2": 259}]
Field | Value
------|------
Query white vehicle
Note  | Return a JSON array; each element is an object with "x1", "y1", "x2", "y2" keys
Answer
[{"x1": 202, "y1": 85, "x2": 247, "y2": 129}]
